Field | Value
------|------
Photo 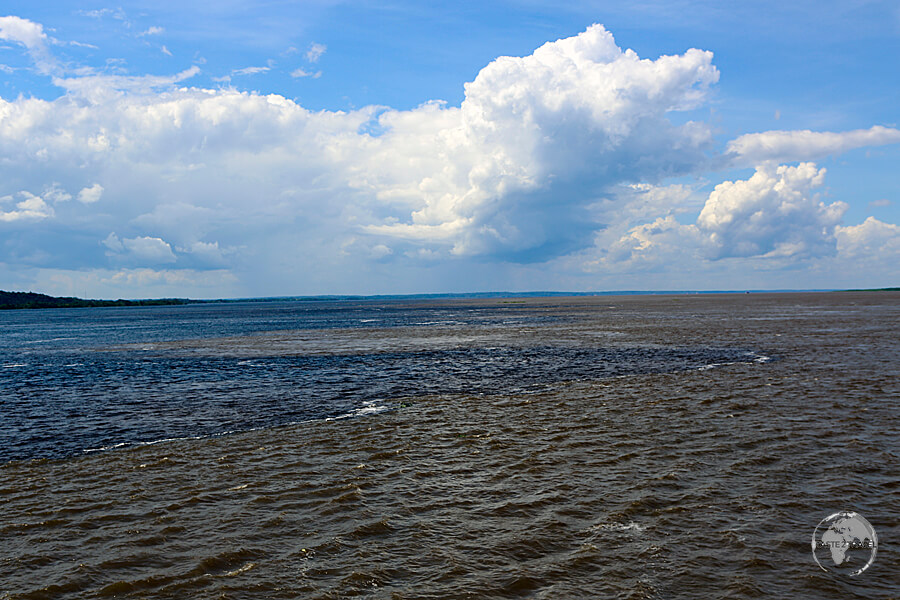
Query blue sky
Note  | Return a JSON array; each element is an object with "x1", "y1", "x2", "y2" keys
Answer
[{"x1": 1, "y1": 1, "x2": 898, "y2": 297}]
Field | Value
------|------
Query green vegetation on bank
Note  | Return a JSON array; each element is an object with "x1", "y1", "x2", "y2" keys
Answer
[{"x1": 0, "y1": 291, "x2": 191, "y2": 310}]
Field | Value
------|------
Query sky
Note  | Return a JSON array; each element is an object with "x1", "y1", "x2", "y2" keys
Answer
[{"x1": 1, "y1": 1, "x2": 898, "y2": 298}]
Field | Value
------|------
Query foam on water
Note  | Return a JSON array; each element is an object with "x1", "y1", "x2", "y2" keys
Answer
[
  {"x1": 588, "y1": 521, "x2": 648, "y2": 533},
  {"x1": 327, "y1": 400, "x2": 391, "y2": 421}
]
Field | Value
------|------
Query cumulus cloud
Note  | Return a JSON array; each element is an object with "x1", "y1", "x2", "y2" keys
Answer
[
  {"x1": 602, "y1": 162, "x2": 895, "y2": 270},
  {"x1": 0, "y1": 15, "x2": 46, "y2": 48},
  {"x1": 605, "y1": 215, "x2": 701, "y2": 265},
  {"x1": 1, "y1": 17, "x2": 898, "y2": 296},
  {"x1": 103, "y1": 233, "x2": 177, "y2": 264},
  {"x1": 77, "y1": 183, "x2": 104, "y2": 204},
  {"x1": 3, "y1": 23, "x2": 718, "y2": 267},
  {"x1": 122, "y1": 237, "x2": 177, "y2": 263},
  {"x1": 696, "y1": 163, "x2": 846, "y2": 259},
  {"x1": 726, "y1": 126, "x2": 900, "y2": 166},
  {"x1": 835, "y1": 217, "x2": 900, "y2": 259},
  {"x1": 0, "y1": 15, "x2": 53, "y2": 73},
  {"x1": 0, "y1": 191, "x2": 55, "y2": 222},
  {"x1": 364, "y1": 24, "x2": 719, "y2": 258}
]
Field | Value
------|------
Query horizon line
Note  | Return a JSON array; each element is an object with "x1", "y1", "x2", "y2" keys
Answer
[{"x1": 5, "y1": 287, "x2": 900, "y2": 306}]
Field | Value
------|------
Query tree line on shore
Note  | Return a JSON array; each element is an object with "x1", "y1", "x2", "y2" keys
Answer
[{"x1": 0, "y1": 290, "x2": 191, "y2": 310}]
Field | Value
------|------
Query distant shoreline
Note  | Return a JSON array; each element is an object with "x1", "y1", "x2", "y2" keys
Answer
[
  {"x1": 1, "y1": 287, "x2": 897, "y2": 310},
  {"x1": 0, "y1": 290, "x2": 192, "y2": 310}
]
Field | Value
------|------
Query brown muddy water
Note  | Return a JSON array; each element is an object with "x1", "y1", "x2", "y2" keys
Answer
[{"x1": 1, "y1": 292, "x2": 898, "y2": 599}]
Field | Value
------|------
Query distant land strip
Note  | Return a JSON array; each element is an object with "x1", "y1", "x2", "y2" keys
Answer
[
  {"x1": 1, "y1": 287, "x2": 896, "y2": 310},
  {"x1": 0, "y1": 291, "x2": 192, "y2": 310}
]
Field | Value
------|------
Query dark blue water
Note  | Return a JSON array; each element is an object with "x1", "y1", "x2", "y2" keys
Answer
[
  {"x1": 1, "y1": 299, "x2": 553, "y2": 348},
  {"x1": 1, "y1": 301, "x2": 759, "y2": 462}
]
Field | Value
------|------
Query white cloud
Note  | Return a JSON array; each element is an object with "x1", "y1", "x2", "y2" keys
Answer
[
  {"x1": 51, "y1": 65, "x2": 200, "y2": 103},
  {"x1": 615, "y1": 182, "x2": 702, "y2": 221},
  {"x1": 139, "y1": 26, "x2": 165, "y2": 36},
  {"x1": 181, "y1": 240, "x2": 220, "y2": 255},
  {"x1": 0, "y1": 18, "x2": 897, "y2": 296},
  {"x1": 176, "y1": 240, "x2": 240, "y2": 266},
  {"x1": 43, "y1": 183, "x2": 72, "y2": 203},
  {"x1": 306, "y1": 42, "x2": 326, "y2": 63},
  {"x1": 233, "y1": 66, "x2": 270, "y2": 76},
  {"x1": 103, "y1": 233, "x2": 177, "y2": 264},
  {"x1": 0, "y1": 16, "x2": 54, "y2": 73},
  {"x1": 0, "y1": 191, "x2": 55, "y2": 222},
  {"x1": 601, "y1": 163, "x2": 877, "y2": 270},
  {"x1": 77, "y1": 183, "x2": 104, "y2": 204},
  {"x1": 835, "y1": 217, "x2": 900, "y2": 259},
  {"x1": 604, "y1": 215, "x2": 700, "y2": 266},
  {"x1": 21, "y1": 267, "x2": 240, "y2": 299},
  {"x1": 696, "y1": 163, "x2": 846, "y2": 259},
  {"x1": 105, "y1": 267, "x2": 233, "y2": 288},
  {"x1": 102, "y1": 232, "x2": 124, "y2": 253},
  {"x1": 0, "y1": 16, "x2": 47, "y2": 51},
  {"x1": 291, "y1": 67, "x2": 321, "y2": 78},
  {"x1": 78, "y1": 8, "x2": 128, "y2": 22},
  {"x1": 370, "y1": 244, "x2": 392, "y2": 259},
  {"x1": 123, "y1": 236, "x2": 177, "y2": 263},
  {"x1": 161, "y1": 45, "x2": 173, "y2": 57},
  {"x1": 66, "y1": 40, "x2": 99, "y2": 50},
  {"x1": 364, "y1": 24, "x2": 719, "y2": 258},
  {"x1": 726, "y1": 126, "x2": 900, "y2": 166}
]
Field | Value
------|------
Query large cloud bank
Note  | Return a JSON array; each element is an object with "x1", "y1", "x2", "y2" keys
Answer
[
  {"x1": 364, "y1": 25, "x2": 719, "y2": 258},
  {"x1": 0, "y1": 19, "x2": 897, "y2": 295},
  {"x1": 606, "y1": 164, "x2": 848, "y2": 263}
]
